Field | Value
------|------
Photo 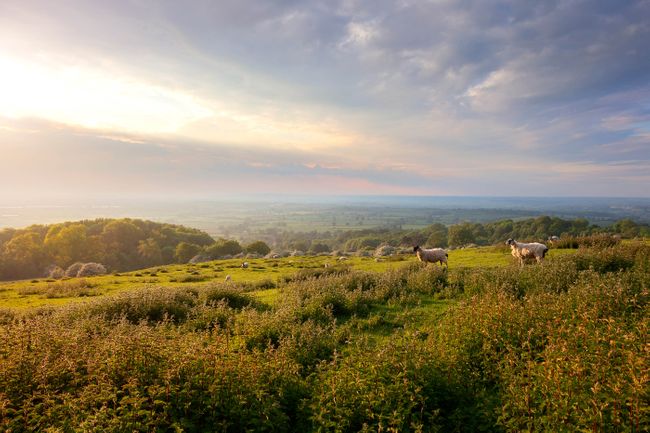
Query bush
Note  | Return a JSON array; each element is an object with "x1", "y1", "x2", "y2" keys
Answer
[
  {"x1": 308, "y1": 338, "x2": 449, "y2": 432},
  {"x1": 65, "y1": 262, "x2": 84, "y2": 277},
  {"x1": 84, "y1": 287, "x2": 199, "y2": 323},
  {"x1": 76, "y1": 262, "x2": 107, "y2": 277},
  {"x1": 551, "y1": 234, "x2": 621, "y2": 249},
  {"x1": 44, "y1": 264, "x2": 64, "y2": 279},
  {"x1": 245, "y1": 240, "x2": 271, "y2": 256},
  {"x1": 204, "y1": 285, "x2": 264, "y2": 310}
]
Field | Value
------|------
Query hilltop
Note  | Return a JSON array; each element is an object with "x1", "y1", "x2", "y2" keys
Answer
[{"x1": 0, "y1": 239, "x2": 647, "y2": 432}]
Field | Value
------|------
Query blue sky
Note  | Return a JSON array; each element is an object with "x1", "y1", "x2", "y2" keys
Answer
[{"x1": 0, "y1": 0, "x2": 649, "y2": 198}]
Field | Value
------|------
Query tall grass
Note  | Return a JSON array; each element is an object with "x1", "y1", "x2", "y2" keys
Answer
[{"x1": 0, "y1": 243, "x2": 647, "y2": 432}]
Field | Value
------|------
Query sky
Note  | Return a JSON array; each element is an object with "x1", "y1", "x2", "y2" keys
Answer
[{"x1": 1, "y1": 0, "x2": 649, "y2": 199}]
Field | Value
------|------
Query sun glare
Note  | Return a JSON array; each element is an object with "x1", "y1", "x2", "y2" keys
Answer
[{"x1": 0, "y1": 56, "x2": 212, "y2": 133}]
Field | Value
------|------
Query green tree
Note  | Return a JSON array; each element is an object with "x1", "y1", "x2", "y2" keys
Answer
[
  {"x1": 138, "y1": 238, "x2": 163, "y2": 266},
  {"x1": 426, "y1": 223, "x2": 448, "y2": 247},
  {"x1": 101, "y1": 220, "x2": 144, "y2": 251},
  {"x1": 205, "y1": 239, "x2": 243, "y2": 258},
  {"x1": 175, "y1": 242, "x2": 202, "y2": 263},
  {"x1": 44, "y1": 224, "x2": 88, "y2": 267},
  {"x1": 448, "y1": 223, "x2": 476, "y2": 247},
  {"x1": 245, "y1": 241, "x2": 271, "y2": 256},
  {"x1": 1, "y1": 232, "x2": 46, "y2": 279},
  {"x1": 309, "y1": 242, "x2": 331, "y2": 254},
  {"x1": 612, "y1": 219, "x2": 640, "y2": 238}
]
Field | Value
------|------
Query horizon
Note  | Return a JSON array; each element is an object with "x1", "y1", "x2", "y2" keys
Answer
[
  {"x1": 1, "y1": 1, "x2": 649, "y2": 198},
  {"x1": 1, "y1": 196, "x2": 648, "y2": 233}
]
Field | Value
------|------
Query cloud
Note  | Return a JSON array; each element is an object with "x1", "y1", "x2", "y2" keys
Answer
[{"x1": 0, "y1": 1, "x2": 648, "y2": 197}]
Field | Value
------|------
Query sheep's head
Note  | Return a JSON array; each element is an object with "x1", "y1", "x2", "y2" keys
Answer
[
  {"x1": 413, "y1": 245, "x2": 421, "y2": 252},
  {"x1": 505, "y1": 239, "x2": 515, "y2": 246}
]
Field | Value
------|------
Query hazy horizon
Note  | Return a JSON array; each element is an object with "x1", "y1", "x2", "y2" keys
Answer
[
  {"x1": 1, "y1": 196, "x2": 648, "y2": 235},
  {"x1": 1, "y1": 1, "x2": 649, "y2": 198}
]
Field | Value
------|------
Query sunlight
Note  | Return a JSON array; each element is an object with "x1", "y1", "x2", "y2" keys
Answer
[{"x1": 0, "y1": 55, "x2": 212, "y2": 133}]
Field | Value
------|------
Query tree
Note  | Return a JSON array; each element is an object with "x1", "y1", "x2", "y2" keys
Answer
[
  {"x1": 175, "y1": 242, "x2": 202, "y2": 263},
  {"x1": 425, "y1": 223, "x2": 448, "y2": 247},
  {"x1": 44, "y1": 224, "x2": 88, "y2": 267},
  {"x1": 101, "y1": 220, "x2": 144, "y2": 251},
  {"x1": 612, "y1": 219, "x2": 640, "y2": 238},
  {"x1": 138, "y1": 238, "x2": 163, "y2": 266},
  {"x1": 309, "y1": 242, "x2": 331, "y2": 254},
  {"x1": 245, "y1": 241, "x2": 271, "y2": 256},
  {"x1": 1, "y1": 232, "x2": 46, "y2": 279},
  {"x1": 448, "y1": 223, "x2": 476, "y2": 247},
  {"x1": 205, "y1": 239, "x2": 243, "y2": 258}
]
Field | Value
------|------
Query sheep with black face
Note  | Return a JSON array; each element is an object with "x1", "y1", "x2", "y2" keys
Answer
[{"x1": 413, "y1": 245, "x2": 448, "y2": 269}]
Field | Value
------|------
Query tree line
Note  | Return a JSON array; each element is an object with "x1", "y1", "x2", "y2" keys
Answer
[{"x1": 1, "y1": 216, "x2": 647, "y2": 281}]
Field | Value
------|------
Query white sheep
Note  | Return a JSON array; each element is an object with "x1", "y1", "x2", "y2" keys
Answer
[
  {"x1": 224, "y1": 274, "x2": 232, "y2": 282},
  {"x1": 413, "y1": 245, "x2": 448, "y2": 269},
  {"x1": 505, "y1": 238, "x2": 548, "y2": 266},
  {"x1": 241, "y1": 262, "x2": 249, "y2": 269}
]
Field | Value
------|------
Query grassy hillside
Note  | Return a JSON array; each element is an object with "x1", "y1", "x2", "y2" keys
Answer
[
  {"x1": 0, "y1": 242, "x2": 647, "y2": 432},
  {"x1": 0, "y1": 246, "x2": 577, "y2": 309}
]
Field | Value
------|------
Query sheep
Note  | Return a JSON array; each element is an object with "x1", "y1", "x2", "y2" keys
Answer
[
  {"x1": 505, "y1": 238, "x2": 548, "y2": 266},
  {"x1": 224, "y1": 274, "x2": 232, "y2": 282},
  {"x1": 241, "y1": 262, "x2": 249, "y2": 269},
  {"x1": 413, "y1": 245, "x2": 448, "y2": 269}
]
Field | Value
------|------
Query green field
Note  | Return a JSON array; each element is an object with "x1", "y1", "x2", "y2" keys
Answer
[{"x1": 0, "y1": 246, "x2": 578, "y2": 309}]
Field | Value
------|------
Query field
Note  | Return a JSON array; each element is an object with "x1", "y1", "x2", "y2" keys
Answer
[
  {"x1": 0, "y1": 242, "x2": 647, "y2": 432},
  {"x1": 0, "y1": 247, "x2": 577, "y2": 309}
]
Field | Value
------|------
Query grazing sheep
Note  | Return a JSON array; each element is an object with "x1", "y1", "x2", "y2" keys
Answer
[
  {"x1": 241, "y1": 262, "x2": 249, "y2": 269},
  {"x1": 505, "y1": 239, "x2": 548, "y2": 266},
  {"x1": 337, "y1": 256, "x2": 348, "y2": 261},
  {"x1": 413, "y1": 245, "x2": 448, "y2": 269},
  {"x1": 225, "y1": 275, "x2": 232, "y2": 282}
]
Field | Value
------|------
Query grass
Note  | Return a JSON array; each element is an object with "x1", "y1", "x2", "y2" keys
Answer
[
  {"x1": 0, "y1": 246, "x2": 579, "y2": 309},
  {"x1": 0, "y1": 241, "x2": 646, "y2": 432}
]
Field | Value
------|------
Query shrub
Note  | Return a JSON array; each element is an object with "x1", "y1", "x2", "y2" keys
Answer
[
  {"x1": 245, "y1": 240, "x2": 271, "y2": 256},
  {"x1": 65, "y1": 262, "x2": 84, "y2": 277},
  {"x1": 308, "y1": 338, "x2": 450, "y2": 432},
  {"x1": 44, "y1": 264, "x2": 64, "y2": 279},
  {"x1": 84, "y1": 287, "x2": 199, "y2": 323},
  {"x1": 76, "y1": 262, "x2": 107, "y2": 277},
  {"x1": 204, "y1": 285, "x2": 264, "y2": 310}
]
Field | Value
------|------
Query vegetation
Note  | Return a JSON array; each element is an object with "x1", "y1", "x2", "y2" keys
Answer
[
  {"x1": 0, "y1": 239, "x2": 647, "y2": 432},
  {"x1": 1, "y1": 215, "x2": 647, "y2": 282},
  {"x1": 0, "y1": 219, "x2": 215, "y2": 280}
]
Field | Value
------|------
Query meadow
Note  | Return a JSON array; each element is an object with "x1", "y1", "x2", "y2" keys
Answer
[
  {"x1": 0, "y1": 246, "x2": 576, "y2": 309},
  {"x1": 0, "y1": 242, "x2": 647, "y2": 432}
]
